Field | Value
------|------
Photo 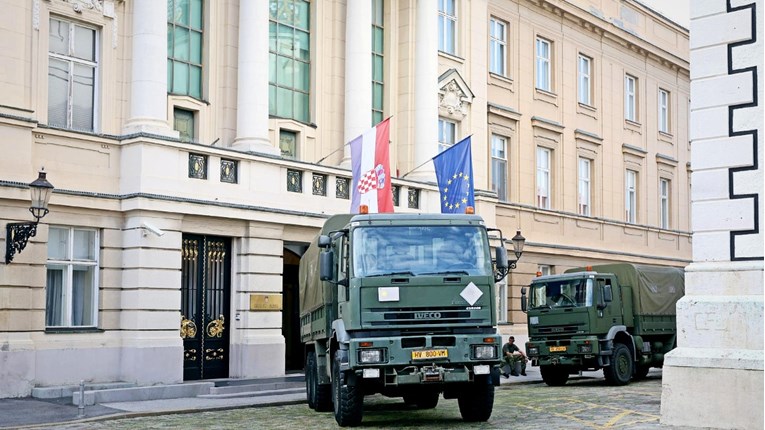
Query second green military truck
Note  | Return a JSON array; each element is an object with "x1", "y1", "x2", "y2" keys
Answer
[
  {"x1": 521, "y1": 263, "x2": 684, "y2": 386},
  {"x1": 299, "y1": 212, "x2": 518, "y2": 426}
]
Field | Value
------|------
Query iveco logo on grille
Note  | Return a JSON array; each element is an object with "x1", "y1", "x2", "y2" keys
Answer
[{"x1": 414, "y1": 312, "x2": 441, "y2": 319}]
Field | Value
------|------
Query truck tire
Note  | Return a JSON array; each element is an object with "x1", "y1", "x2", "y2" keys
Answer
[
  {"x1": 306, "y1": 351, "x2": 332, "y2": 412},
  {"x1": 457, "y1": 377, "x2": 495, "y2": 422},
  {"x1": 540, "y1": 365, "x2": 569, "y2": 386},
  {"x1": 332, "y1": 351, "x2": 364, "y2": 427},
  {"x1": 604, "y1": 343, "x2": 633, "y2": 386}
]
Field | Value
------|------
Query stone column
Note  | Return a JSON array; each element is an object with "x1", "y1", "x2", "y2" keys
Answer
[
  {"x1": 340, "y1": 0, "x2": 373, "y2": 166},
  {"x1": 123, "y1": 0, "x2": 177, "y2": 137},
  {"x1": 660, "y1": 1, "x2": 763, "y2": 428},
  {"x1": 409, "y1": 0, "x2": 437, "y2": 181},
  {"x1": 233, "y1": 0, "x2": 279, "y2": 155}
]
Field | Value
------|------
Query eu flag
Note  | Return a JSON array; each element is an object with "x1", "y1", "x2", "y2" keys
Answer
[{"x1": 432, "y1": 136, "x2": 474, "y2": 214}]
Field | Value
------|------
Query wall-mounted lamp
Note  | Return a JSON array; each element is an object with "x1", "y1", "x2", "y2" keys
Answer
[
  {"x1": 5, "y1": 170, "x2": 55, "y2": 264},
  {"x1": 508, "y1": 230, "x2": 526, "y2": 269}
]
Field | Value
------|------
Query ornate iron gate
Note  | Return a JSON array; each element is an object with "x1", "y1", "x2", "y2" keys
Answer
[{"x1": 180, "y1": 235, "x2": 231, "y2": 381}]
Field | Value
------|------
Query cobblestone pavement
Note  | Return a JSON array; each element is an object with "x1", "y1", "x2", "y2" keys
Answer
[{"x1": 47, "y1": 373, "x2": 692, "y2": 429}]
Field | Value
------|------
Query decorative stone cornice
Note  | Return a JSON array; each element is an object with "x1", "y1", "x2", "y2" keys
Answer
[
  {"x1": 53, "y1": 0, "x2": 104, "y2": 13},
  {"x1": 438, "y1": 69, "x2": 474, "y2": 121}
]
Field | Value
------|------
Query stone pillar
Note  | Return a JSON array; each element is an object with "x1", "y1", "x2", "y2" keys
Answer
[
  {"x1": 123, "y1": 0, "x2": 177, "y2": 137},
  {"x1": 340, "y1": 0, "x2": 373, "y2": 166},
  {"x1": 660, "y1": 1, "x2": 763, "y2": 429},
  {"x1": 233, "y1": 0, "x2": 279, "y2": 155},
  {"x1": 410, "y1": 0, "x2": 438, "y2": 181}
]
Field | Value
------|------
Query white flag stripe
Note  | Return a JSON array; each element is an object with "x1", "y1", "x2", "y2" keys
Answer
[{"x1": 360, "y1": 126, "x2": 378, "y2": 213}]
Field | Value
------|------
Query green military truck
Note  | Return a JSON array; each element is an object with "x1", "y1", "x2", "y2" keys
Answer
[
  {"x1": 521, "y1": 263, "x2": 684, "y2": 386},
  {"x1": 299, "y1": 212, "x2": 517, "y2": 426}
]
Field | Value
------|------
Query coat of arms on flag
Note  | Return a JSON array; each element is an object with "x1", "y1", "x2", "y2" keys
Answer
[{"x1": 350, "y1": 119, "x2": 393, "y2": 213}]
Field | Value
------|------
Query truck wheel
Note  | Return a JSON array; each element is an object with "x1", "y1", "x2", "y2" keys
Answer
[
  {"x1": 540, "y1": 365, "x2": 569, "y2": 386},
  {"x1": 332, "y1": 351, "x2": 363, "y2": 427},
  {"x1": 458, "y1": 377, "x2": 495, "y2": 422},
  {"x1": 306, "y1": 351, "x2": 332, "y2": 411},
  {"x1": 604, "y1": 343, "x2": 633, "y2": 386},
  {"x1": 633, "y1": 364, "x2": 650, "y2": 380}
]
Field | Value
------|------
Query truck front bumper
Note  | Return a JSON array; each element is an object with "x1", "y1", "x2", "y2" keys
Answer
[
  {"x1": 347, "y1": 333, "x2": 501, "y2": 386},
  {"x1": 527, "y1": 336, "x2": 607, "y2": 368}
]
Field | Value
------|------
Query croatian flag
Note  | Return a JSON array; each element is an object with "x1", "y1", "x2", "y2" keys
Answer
[{"x1": 350, "y1": 118, "x2": 393, "y2": 213}]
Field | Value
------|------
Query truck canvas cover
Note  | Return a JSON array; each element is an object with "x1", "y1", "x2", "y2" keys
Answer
[
  {"x1": 299, "y1": 214, "x2": 353, "y2": 315},
  {"x1": 566, "y1": 264, "x2": 684, "y2": 316}
]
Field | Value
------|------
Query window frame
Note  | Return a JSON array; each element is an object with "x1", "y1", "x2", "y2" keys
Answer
[
  {"x1": 535, "y1": 37, "x2": 551, "y2": 92},
  {"x1": 490, "y1": 134, "x2": 508, "y2": 201},
  {"x1": 489, "y1": 18, "x2": 506, "y2": 76},
  {"x1": 438, "y1": 117, "x2": 456, "y2": 153},
  {"x1": 167, "y1": 0, "x2": 205, "y2": 100},
  {"x1": 438, "y1": 0, "x2": 457, "y2": 55},
  {"x1": 47, "y1": 17, "x2": 99, "y2": 132},
  {"x1": 496, "y1": 277, "x2": 508, "y2": 323},
  {"x1": 578, "y1": 54, "x2": 591, "y2": 106},
  {"x1": 625, "y1": 169, "x2": 638, "y2": 223},
  {"x1": 538, "y1": 264, "x2": 553, "y2": 276},
  {"x1": 658, "y1": 88, "x2": 670, "y2": 133},
  {"x1": 578, "y1": 157, "x2": 591, "y2": 216},
  {"x1": 269, "y1": 0, "x2": 311, "y2": 123},
  {"x1": 660, "y1": 178, "x2": 670, "y2": 229},
  {"x1": 625, "y1": 74, "x2": 637, "y2": 122},
  {"x1": 371, "y1": 0, "x2": 384, "y2": 126},
  {"x1": 45, "y1": 226, "x2": 100, "y2": 329},
  {"x1": 536, "y1": 146, "x2": 551, "y2": 209}
]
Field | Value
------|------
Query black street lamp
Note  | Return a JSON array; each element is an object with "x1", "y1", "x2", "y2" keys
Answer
[
  {"x1": 5, "y1": 170, "x2": 54, "y2": 264},
  {"x1": 510, "y1": 230, "x2": 526, "y2": 267}
]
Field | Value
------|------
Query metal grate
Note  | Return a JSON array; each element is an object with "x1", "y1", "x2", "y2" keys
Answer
[
  {"x1": 407, "y1": 188, "x2": 420, "y2": 209},
  {"x1": 392, "y1": 185, "x2": 400, "y2": 206},
  {"x1": 189, "y1": 153, "x2": 207, "y2": 179},
  {"x1": 287, "y1": 169, "x2": 303, "y2": 193},
  {"x1": 336, "y1": 177, "x2": 350, "y2": 199},
  {"x1": 220, "y1": 159, "x2": 237, "y2": 183},
  {"x1": 312, "y1": 173, "x2": 327, "y2": 196}
]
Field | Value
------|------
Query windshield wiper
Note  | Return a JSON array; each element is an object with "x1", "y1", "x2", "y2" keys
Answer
[
  {"x1": 366, "y1": 271, "x2": 416, "y2": 277},
  {"x1": 417, "y1": 270, "x2": 470, "y2": 276}
]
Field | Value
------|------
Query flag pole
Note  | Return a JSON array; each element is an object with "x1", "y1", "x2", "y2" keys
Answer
[
  {"x1": 316, "y1": 116, "x2": 394, "y2": 165},
  {"x1": 399, "y1": 134, "x2": 473, "y2": 179}
]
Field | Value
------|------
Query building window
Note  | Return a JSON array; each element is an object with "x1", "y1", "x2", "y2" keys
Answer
[
  {"x1": 578, "y1": 54, "x2": 591, "y2": 105},
  {"x1": 438, "y1": 118, "x2": 456, "y2": 153},
  {"x1": 269, "y1": 0, "x2": 311, "y2": 122},
  {"x1": 578, "y1": 158, "x2": 591, "y2": 216},
  {"x1": 491, "y1": 135, "x2": 507, "y2": 201},
  {"x1": 625, "y1": 74, "x2": 637, "y2": 122},
  {"x1": 438, "y1": 0, "x2": 456, "y2": 55},
  {"x1": 660, "y1": 178, "x2": 670, "y2": 229},
  {"x1": 167, "y1": 0, "x2": 204, "y2": 99},
  {"x1": 279, "y1": 129, "x2": 298, "y2": 159},
  {"x1": 659, "y1": 89, "x2": 670, "y2": 133},
  {"x1": 536, "y1": 147, "x2": 551, "y2": 209},
  {"x1": 489, "y1": 18, "x2": 506, "y2": 76},
  {"x1": 538, "y1": 265, "x2": 553, "y2": 276},
  {"x1": 371, "y1": 0, "x2": 384, "y2": 126},
  {"x1": 46, "y1": 227, "x2": 99, "y2": 328},
  {"x1": 625, "y1": 169, "x2": 637, "y2": 223},
  {"x1": 535, "y1": 37, "x2": 551, "y2": 92},
  {"x1": 48, "y1": 18, "x2": 97, "y2": 132},
  {"x1": 173, "y1": 108, "x2": 195, "y2": 142}
]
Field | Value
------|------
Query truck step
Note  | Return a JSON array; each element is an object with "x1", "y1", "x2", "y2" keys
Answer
[{"x1": 197, "y1": 387, "x2": 305, "y2": 399}]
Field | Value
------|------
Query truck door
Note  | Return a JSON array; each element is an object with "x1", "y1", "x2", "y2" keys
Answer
[{"x1": 597, "y1": 277, "x2": 623, "y2": 326}]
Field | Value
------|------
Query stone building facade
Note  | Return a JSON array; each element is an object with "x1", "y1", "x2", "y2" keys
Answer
[
  {"x1": 0, "y1": 0, "x2": 690, "y2": 397},
  {"x1": 661, "y1": 1, "x2": 763, "y2": 428}
]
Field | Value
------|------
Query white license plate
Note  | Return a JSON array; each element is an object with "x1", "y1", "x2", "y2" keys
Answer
[{"x1": 411, "y1": 349, "x2": 448, "y2": 360}]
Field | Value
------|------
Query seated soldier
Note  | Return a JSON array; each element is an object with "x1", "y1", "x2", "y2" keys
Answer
[{"x1": 500, "y1": 336, "x2": 528, "y2": 377}]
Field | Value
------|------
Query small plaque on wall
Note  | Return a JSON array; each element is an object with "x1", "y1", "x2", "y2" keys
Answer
[{"x1": 249, "y1": 294, "x2": 282, "y2": 311}]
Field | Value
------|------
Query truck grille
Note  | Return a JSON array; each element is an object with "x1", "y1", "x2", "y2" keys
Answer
[
  {"x1": 368, "y1": 306, "x2": 483, "y2": 326},
  {"x1": 536, "y1": 324, "x2": 583, "y2": 335}
]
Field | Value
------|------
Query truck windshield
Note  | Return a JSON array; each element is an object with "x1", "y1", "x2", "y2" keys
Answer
[
  {"x1": 352, "y1": 225, "x2": 491, "y2": 277},
  {"x1": 528, "y1": 278, "x2": 593, "y2": 309}
]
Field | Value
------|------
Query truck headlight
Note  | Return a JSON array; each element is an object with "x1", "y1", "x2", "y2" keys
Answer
[
  {"x1": 578, "y1": 344, "x2": 593, "y2": 354},
  {"x1": 528, "y1": 346, "x2": 539, "y2": 356},
  {"x1": 359, "y1": 349, "x2": 385, "y2": 364},
  {"x1": 473, "y1": 345, "x2": 496, "y2": 359}
]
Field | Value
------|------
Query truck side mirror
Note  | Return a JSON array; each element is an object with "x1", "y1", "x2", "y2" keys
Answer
[
  {"x1": 318, "y1": 235, "x2": 331, "y2": 248},
  {"x1": 319, "y1": 249, "x2": 334, "y2": 281},
  {"x1": 495, "y1": 247, "x2": 508, "y2": 269},
  {"x1": 520, "y1": 287, "x2": 527, "y2": 312},
  {"x1": 603, "y1": 284, "x2": 613, "y2": 303}
]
